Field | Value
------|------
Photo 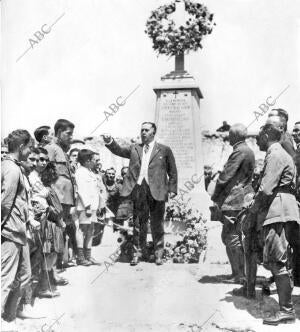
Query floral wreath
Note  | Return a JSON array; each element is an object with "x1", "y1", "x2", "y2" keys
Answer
[{"x1": 145, "y1": 0, "x2": 216, "y2": 57}]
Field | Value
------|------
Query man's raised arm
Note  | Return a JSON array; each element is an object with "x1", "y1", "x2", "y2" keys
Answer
[{"x1": 102, "y1": 134, "x2": 131, "y2": 159}]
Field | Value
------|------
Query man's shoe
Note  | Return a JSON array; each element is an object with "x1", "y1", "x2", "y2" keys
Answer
[
  {"x1": 77, "y1": 258, "x2": 91, "y2": 266},
  {"x1": 88, "y1": 257, "x2": 102, "y2": 266},
  {"x1": 155, "y1": 257, "x2": 163, "y2": 266},
  {"x1": 67, "y1": 258, "x2": 77, "y2": 267},
  {"x1": 77, "y1": 248, "x2": 91, "y2": 266},
  {"x1": 53, "y1": 276, "x2": 69, "y2": 286},
  {"x1": 232, "y1": 286, "x2": 247, "y2": 297},
  {"x1": 50, "y1": 270, "x2": 69, "y2": 286},
  {"x1": 263, "y1": 311, "x2": 295, "y2": 325},
  {"x1": 16, "y1": 305, "x2": 45, "y2": 319},
  {"x1": 232, "y1": 286, "x2": 255, "y2": 299},
  {"x1": 130, "y1": 256, "x2": 139, "y2": 266},
  {"x1": 261, "y1": 284, "x2": 271, "y2": 296},
  {"x1": 38, "y1": 289, "x2": 60, "y2": 298},
  {"x1": 148, "y1": 255, "x2": 155, "y2": 263}
]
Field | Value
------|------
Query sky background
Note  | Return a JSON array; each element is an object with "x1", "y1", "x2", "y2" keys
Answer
[{"x1": 1, "y1": 0, "x2": 300, "y2": 139}]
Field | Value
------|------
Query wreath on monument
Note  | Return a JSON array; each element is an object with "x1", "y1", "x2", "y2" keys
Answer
[{"x1": 145, "y1": 0, "x2": 216, "y2": 56}]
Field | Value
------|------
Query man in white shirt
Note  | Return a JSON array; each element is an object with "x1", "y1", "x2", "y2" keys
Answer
[{"x1": 103, "y1": 122, "x2": 178, "y2": 266}]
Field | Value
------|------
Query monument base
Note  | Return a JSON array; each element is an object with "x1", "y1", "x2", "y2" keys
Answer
[{"x1": 154, "y1": 69, "x2": 212, "y2": 222}]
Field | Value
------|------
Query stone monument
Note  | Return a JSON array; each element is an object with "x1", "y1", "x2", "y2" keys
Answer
[{"x1": 145, "y1": 0, "x2": 216, "y2": 219}]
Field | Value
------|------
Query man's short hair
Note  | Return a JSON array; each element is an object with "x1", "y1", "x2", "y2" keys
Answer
[
  {"x1": 77, "y1": 149, "x2": 95, "y2": 165},
  {"x1": 261, "y1": 123, "x2": 282, "y2": 142},
  {"x1": 121, "y1": 166, "x2": 128, "y2": 175},
  {"x1": 69, "y1": 148, "x2": 80, "y2": 156},
  {"x1": 37, "y1": 147, "x2": 48, "y2": 155},
  {"x1": 6, "y1": 129, "x2": 32, "y2": 153},
  {"x1": 295, "y1": 121, "x2": 300, "y2": 125},
  {"x1": 269, "y1": 108, "x2": 289, "y2": 122},
  {"x1": 30, "y1": 147, "x2": 41, "y2": 155},
  {"x1": 34, "y1": 126, "x2": 50, "y2": 143},
  {"x1": 229, "y1": 123, "x2": 247, "y2": 140},
  {"x1": 142, "y1": 122, "x2": 157, "y2": 134},
  {"x1": 106, "y1": 167, "x2": 116, "y2": 174},
  {"x1": 54, "y1": 119, "x2": 75, "y2": 136}
]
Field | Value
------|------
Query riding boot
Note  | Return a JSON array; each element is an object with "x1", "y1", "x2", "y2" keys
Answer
[
  {"x1": 225, "y1": 246, "x2": 244, "y2": 284},
  {"x1": 245, "y1": 251, "x2": 257, "y2": 298},
  {"x1": 263, "y1": 273, "x2": 295, "y2": 325},
  {"x1": 234, "y1": 246, "x2": 245, "y2": 279}
]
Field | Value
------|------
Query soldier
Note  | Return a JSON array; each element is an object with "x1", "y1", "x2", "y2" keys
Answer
[
  {"x1": 267, "y1": 108, "x2": 295, "y2": 157},
  {"x1": 45, "y1": 119, "x2": 76, "y2": 270},
  {"x1": 292, "y1": 121, "x2": 300, "y2": 286},
  {"x1": 249, "y1": 123, "x2": 299, "y2": 325},
  {"x1": 292, "y1": 121, "x2": 300, "y2": 200}
]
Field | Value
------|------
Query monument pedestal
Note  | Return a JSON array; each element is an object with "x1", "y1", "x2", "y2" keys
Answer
[{"x1": 154, "y1": 61, "x2": 211, "y2": 220}]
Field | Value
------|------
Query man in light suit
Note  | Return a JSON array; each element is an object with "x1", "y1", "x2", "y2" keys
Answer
[{"x1": 103, "y1": 122, "x2": 178, "y2": 266}]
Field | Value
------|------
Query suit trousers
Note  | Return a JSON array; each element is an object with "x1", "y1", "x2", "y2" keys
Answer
[
  {"x1": 221, "y1": 210, "x2": 244, "y2": 278},
  {"x1": 131, "y1": 179, "x2": 165, "y2": 257},
  {"x1": 221, "y1": 210, "x2": 242, "y2": 249}
]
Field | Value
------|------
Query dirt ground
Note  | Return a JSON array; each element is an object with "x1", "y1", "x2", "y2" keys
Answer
[{"x1": 6, "y1": 222, "x2": 300, "y2": 332}]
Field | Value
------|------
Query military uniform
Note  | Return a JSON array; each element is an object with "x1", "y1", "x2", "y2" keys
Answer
[
  {"x1": 250, "y1": 142, "x2": 300, "y2": 324},
  {"x1": 292, "y1": 144, "x2": 300, "y2": 285}
]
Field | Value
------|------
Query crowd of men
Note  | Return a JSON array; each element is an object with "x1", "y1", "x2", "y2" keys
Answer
[
  {"x1": 2, "y1": 111, "x2": 300, "y2": 327},
  {"x1": 211, "y1": 109, "x2": 300, "y2": 326},
  {"x1": 1, "y1": 119, "x2": 136, "y2": 329}
]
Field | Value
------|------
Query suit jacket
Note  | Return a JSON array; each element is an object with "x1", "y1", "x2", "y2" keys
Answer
[
  {"x1": 281, "y1": 132, "x2": 296, "y2": 158},
  {"x1": 251, "y1": 142, "x2": 300, "y2": 226},
  {"x1": 105, "y1": 140, "x2": 178, "y2": 201},
  {"x1": 45, "y1": 140, "x2": 75, "y2": 206},
  {"x1": 211, "y1": 141, "x2": 255, "y2": 211}
]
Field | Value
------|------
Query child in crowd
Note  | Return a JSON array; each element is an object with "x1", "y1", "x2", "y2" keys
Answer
[{"x1": 75, "y1": 149, "x2": 104, "y2": 266}]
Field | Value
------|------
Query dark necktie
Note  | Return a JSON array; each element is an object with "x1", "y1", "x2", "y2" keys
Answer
[{"x1": 144, "y1": 144, "x2": 149, "y2": 154}]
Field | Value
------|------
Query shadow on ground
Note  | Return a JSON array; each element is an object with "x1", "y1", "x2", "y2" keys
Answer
[
  {"x1": 219, "y1": 288, "x2": 300, "y2": 321},
  {"x1": 198, "y1": 274, "x2": 267, "y2": 285},
  {"x1": 198, "y1": 274, "x2": 234, "y2": 284}
]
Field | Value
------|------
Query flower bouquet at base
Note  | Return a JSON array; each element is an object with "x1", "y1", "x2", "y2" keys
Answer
[{"x1": 163, "y1": 201, "x2": 208, "y2": 263}]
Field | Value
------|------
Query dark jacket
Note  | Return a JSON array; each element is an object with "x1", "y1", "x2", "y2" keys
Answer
[
  {"x1": 281, "y1": 132, "x2": 295, "y2": 158},
  {"x1": 105, "y1": 140, "x2": 177, "y2": 202},
  {"x1": 211, "y1": 141, "x2": 255, "y2": 211},
  {"x1": 295, "y1": 146, "x2": 300, "y2": 201}
]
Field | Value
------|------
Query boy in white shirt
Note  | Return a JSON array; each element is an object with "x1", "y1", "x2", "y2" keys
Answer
[{"x1": 75, "y1": 149, "x2": 103, "y2": 265}]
